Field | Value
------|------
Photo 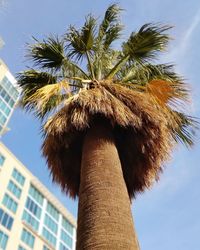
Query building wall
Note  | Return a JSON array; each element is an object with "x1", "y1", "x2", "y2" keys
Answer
[
  {"x1": 0, "y1": 59, "x2": 20, "y2": 136},
  {"x1": 0, "y1": 142, "x2": 76, "y2": 250}
]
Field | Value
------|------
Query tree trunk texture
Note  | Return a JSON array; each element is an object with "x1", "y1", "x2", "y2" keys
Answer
[{"x1": 76, "y1": 121, "x2": 140, "y2": 250}]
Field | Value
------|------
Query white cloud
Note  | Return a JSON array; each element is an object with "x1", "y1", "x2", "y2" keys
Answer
[
  {"x1": 167, "y1": 7, "x2": 200, "y2": 61},
  {"x1": 181, "y1": 8, "x2": 200, "y2": 52}
]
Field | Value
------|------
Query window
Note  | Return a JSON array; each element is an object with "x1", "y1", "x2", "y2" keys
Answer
[
  {"x1": 46, "y1": 202, "x2": 59, "y2": 221},
  {"x1": 44, "y1": 214, "x2": 58, "y2": 234},
  {"x1": 0, "y1": 230, "x2": 8, "y2": 250},
  {"x1": 0, "y1": 77, "x2": 19, "y2": 103},
  {"x1": 42, "y1": 227, "x2": 57, "y2": 247},
  {"x1": 2, "y1": 193, "x2": 18, "y2": 213},
  {"x1": 0, "y1": 152, "x2": 5, "y2": 166},
  {"x1": 22, "y1": 210, "x2": 39, "y2": 231},
  {"x1": 8, "y1": 98, "x2": 14, "y2": 107},
  {"x1": 25, "y1": 197, "x2": 42, "y2": 219},
  {"x1": 18, "y1": 246, "x2": 27, "y2": 250},
  {"x1": 21, "y1": 228, "x2": 35, "y2": 249},
  {"x1": 0, "y1": 99, "x2": 11, "y2": 117},
  {"x1": 0, "y1": 111, "x2": 7, "y2": 126},
  {"x1": 60, "y1": 242, "x2": 70, "y2": 250},
  {"x1": 61, "y1": 230, "x2": 73, "y2": 248},
  {"x1": 62, "y1": 217, "x2": 73, "y2": 236},
  {"x1": 7, "y1": 180, "x2": 22, "y2": 199},
  {"x1": 0, "y1": 208, "x2": 14, "y2": 230},
  {"x1": 29, "y1": 185, "x2": 44, "y2": 206},
  {"x1": 12, "y1": 168, "x2": 25, "y2": 186},
  {"x1": 0, "y1": 88, "x2": 15, "y2": 109},
  {"x1": 1, "y1": 77, "x2": 11, "y2": 90},
  {"x1": 43, "y1": 245, "x2": 50, "y2": 250}
]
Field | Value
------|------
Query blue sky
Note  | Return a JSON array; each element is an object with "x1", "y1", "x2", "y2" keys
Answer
[{"x1": 0, "y1": 0, "x2": 200, "y2": 249}]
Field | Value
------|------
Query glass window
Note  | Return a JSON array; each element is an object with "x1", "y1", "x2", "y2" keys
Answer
[
  {"x1": 1, "y1": 77, "x2": 10, "y2": 89},
  {"x1": 4, "y1": 94, "x2": 10, "y2": 103},
  {"x1": 2, "y1": 193, "x2": 18, "y2": 213},
  {"x1": 61, "y1": 230, "x2": 73, "y2": 248},
  {"x1": 22, "y1": 210, "x2": 39, "y2": 232},
  {"x1": 12, "y1": 168, "x2": 25, "y2": 186},
  {"x1": 8, "y1": 98, "x2": 15, "y2": 108},
  {"x1": 29, "y1": 184, "x2": 44, "y2": 205},
  {"x1": 25, "y1": 197, "x2": 42, "y2": 219},
  {"x1": 4, "y1": 106, "x2": 11, "y2": 116},
  {"x1": 0, "y1": 152, "x2": 5, "y2": 166},
  {"x1": 7, "y1": 180, "x2": 22, "y2": 199},
  {"x1": 46, "y1": 202, "x2": 59, "y2": 221},
  {"x1": 0, "y1": 89, "x2": 6, "y2": 98},
  {"x1": 43, "y1": 245, "x2": 50, "y2": 250},
  {"x1": 60, "y1": 242, "x2": 70, "y2": 250},
  {"x1": 44, "y1": 213, "x2": 58, "y2": 234},
  {"x1": 0, "y1": 99, "x2": 11, "y2": 117},
  {"x1": 0, "y1": 77, "x2": 19, "y2": 105},
  {"x1": 0, "y1": 112, "x2": 7, "y2": 125},
  {"x1": 62, "y1": 217, "x2": 73, "y2": 236},
  {"x1": 18, "y1": 246, "x2": 27, "y2": 250},
  {"x1": 21, "y1": 228, "x2": 35, "y2": 249},
  {"x1": 0, "y1": 230, "x2": 8, "y2": 250},
  {"x1": 0, "y1": 208, "x2": 14, "y2": 230},
  {"x1": 42, "y1": 227, "x2": 57, "y2": 247}
]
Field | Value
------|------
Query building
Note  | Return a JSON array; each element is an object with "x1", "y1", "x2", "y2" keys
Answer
[
  {"x1": 0, "y1": 142, "x2": 76, "y2": 250},
  {"x1": 0, "y1": 59, "x2": 20, "y2": 136}
]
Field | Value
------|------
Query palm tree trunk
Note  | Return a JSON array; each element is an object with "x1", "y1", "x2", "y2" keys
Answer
[{"x1": 76, "y1": 120, "x2": 140, "y2": 250}]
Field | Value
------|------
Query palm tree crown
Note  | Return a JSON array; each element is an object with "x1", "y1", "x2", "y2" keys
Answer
[{"x1": 18, "y1": 4, "x2": 197, "y2": 198}]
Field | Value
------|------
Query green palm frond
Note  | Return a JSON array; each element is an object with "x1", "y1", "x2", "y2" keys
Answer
[
  {"x1": 28, "y1": 36, "x2": 65, "y2": 70},
  {"x1": 62, "y1": 58, "x2": 89, "y2": 79},
  {"x1": 17, "y1": 70, "x2": 58, "y2": 112},
  {"x1": 169, "y1": 112, "x2": 198, "y2": 147},
  {"x1": 100, "y1": 4, "x2": 122, "y2": 34},
  {"x1": 103, "y1": 24, "x2": 123, "y2": 50},
  {"x1": 18, "y1": 69, "x2": 57, "y2": 88},
  {"x1": 25, "y1": 81, "x2": 71, "y2": 119},
  {"x1": 98, "y1": 4, "x2": 123, "y2": 49},
  {"x1": 17, "y1": 69, "x2": 58, "y2": 102},
  {"x1": 105, "y1": 54, "x2": 129, "y2": 79},
  {"x1": 122, "y1": 24, "x2": 172, "y2": 63},
  {"x1": 66, "y1": 15, "x2": 97, "y2": 78},
  {"x1": 66, "y1": 15, "x2": 96, "y2": 61}
]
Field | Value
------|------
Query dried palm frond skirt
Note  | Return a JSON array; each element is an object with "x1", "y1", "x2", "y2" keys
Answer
[{"x1": 43, "y1": 82, "x2": 173, "y2": 199}]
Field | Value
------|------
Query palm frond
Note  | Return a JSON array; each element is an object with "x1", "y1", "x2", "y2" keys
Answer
[
  {"x1": 122, "y1": 24, "x2": 172, "y2": 63},
  {"x1": 100, "y1": 4, "x2": 122, "y2": 34},
  {"x1": 18, "y1": 69, "x2": 57, "y2": 88},
  {"x1": 105, "y1": 54, "x2": 129, "y2": 79},
  {"x1": 66, "y1": 15, "x2": 96, "y2": 61},
  {"x1": 103, "y1": 24, "x2": 123, "y2": 50},
  {"x1": 25, "y1": 80, "x2": 71, "y2": 118},
  {"x1": 146, "y1": 79, "x2": 188, "y2": 106},
  {"x1": 118, "y1": 63, "x2": 189, "y2": 106},
  {"x1": 35, "y1": 94, "x2": 67, "y2": 120},
  {"x1": 98, "y1": 4, "x2": 123, "y2": 49},
  {"x1": 168, "y1": 111, "x2": 198, "y2": 147},
  {"x1": 27, "y1": 36, "x2": 65, "y2": 70},
  {"x1": 62, "y1": 58, "x2": 89, "y2": 79},
  {"x1": 17, "y1": 70, "x2": 58, "y2": 113}
]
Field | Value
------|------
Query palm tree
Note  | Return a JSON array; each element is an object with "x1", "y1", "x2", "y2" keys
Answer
[{"x1": 17, "y1": 4, "x2": 196, "y2": 250}]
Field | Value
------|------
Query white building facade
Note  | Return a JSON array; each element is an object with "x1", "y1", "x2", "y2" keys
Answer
[
  {"x1": 0, "y1": 59, "x2": 20, "y2": 136},
  {"x1": 0, "y1": 142, "x2": 76, "y2": 250}
]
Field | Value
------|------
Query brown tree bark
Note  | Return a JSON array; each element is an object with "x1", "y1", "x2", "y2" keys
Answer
[{"x1": 76, "y1": 121, "x2": 140, "y2": 250}]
